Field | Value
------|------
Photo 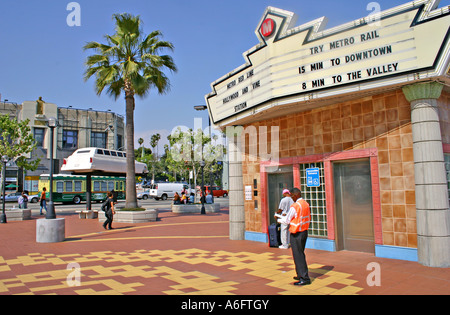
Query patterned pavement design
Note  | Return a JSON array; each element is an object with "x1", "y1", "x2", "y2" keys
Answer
[
  {"x1": 0, "y1": 208, "x2": 448, "y2": 296},
  {"x1": 0, "y1": 248, "x2": 362, "y2": 295}
]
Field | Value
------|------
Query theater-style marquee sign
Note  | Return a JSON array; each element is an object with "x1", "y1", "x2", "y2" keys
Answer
[{"x1": 206, "y1": 0, "x2": 450, "y2": 126}]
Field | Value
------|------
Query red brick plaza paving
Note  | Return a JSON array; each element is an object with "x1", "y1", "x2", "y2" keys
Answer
[{"x1": 0, "y1": 208, "x2": 449, "y2": 296}]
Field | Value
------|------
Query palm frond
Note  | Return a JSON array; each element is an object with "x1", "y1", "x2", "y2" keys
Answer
[
  {"x1": 150, "y1": 40, "x2": 175, "y2": 54},
  {"x1": 85, "y1": 54, "x2": 109, "y2": 66},
  {"x1": 143, "y1": 67, "x2": 171, "y2": 95},
  {"x1": 84, "y1": 12, "x2": 176, "y2": 101},
  {"x1": 106, "y1": 78, "x2": 125, "y2": 100},
  {"x1": 159, "y1": 55, "x2": 177, "y2": 72},
  {"x1": 131, "y1": 74, "x2": 151, "y2": 98}
]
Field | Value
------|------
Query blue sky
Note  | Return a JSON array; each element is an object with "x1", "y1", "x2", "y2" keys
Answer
[{"x1": 1, "y1": 0, "x2": 448, "y2": 150}]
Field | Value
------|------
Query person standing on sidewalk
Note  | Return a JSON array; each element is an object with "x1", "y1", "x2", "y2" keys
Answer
[
  {"x1": 284, "y1": 188, "x2": 311, "y2": 286},
  {"x1": 22, "y1": 191, "x2": 28, "y2": 209},
  {"x1": 18, "y1": 192, "x2": 24, "y2": 209},
  {"x1": 102, "y1": 191, "x2": 116, "y2": 230},
  {"x1": 275, "y1": 189, "x2": 293, "y2": 249}
]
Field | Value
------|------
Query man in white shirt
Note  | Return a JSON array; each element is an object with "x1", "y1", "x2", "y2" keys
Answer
[{"x1": 275, "y1": 189, "x2": 294, "y2": 249}]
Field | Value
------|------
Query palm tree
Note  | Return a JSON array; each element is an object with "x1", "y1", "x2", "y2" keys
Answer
[
  {"x1": 138, "y1": 137, "x2": 144, "y2": 159},
  {"x1": 150, "y1": 133, "x2": 160, "y2": 184},
  {"x1": 83, "y1": 13, "x2": 177, "y2": 208},
  {"x1": 150, "y1": 133, "x2": 161, "y2": 158}
]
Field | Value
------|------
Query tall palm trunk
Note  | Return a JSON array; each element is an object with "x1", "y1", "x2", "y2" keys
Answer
[
  {"x1": 125, "y1": 89, "x2": 138, "y2": 209},
  {"x1": 84, "y1": 15, "x2": 177, "y2": 210}
]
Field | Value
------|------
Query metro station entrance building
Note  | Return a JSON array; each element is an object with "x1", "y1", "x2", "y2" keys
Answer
[{"x1": 206, "y1": 1, "x2": 450, "y2": 267}]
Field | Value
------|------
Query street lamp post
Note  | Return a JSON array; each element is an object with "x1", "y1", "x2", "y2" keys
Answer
[
  {"x1": 35, "y1": 117, "x2": 65, "y2": 244},
  {"x1": 200, "y1": 160, "x2": 206, "y2": 215},
  {"x1": 194, "y1": 105, "x2": 214, "y2": 204},
  {"x1": 1, "y1": 155, "x2": 8, "y2": 224},
  {"x1": 46, "y1": 117, "x2": 58, "y2": 220}
]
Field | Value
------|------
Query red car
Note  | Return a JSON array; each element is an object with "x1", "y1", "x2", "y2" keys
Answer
[{"x1": 204, "y1": 186, "x2": 228, "y2": 197}]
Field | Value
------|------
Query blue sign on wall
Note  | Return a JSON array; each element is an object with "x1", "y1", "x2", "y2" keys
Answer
[{"x1": 306, "y1": 168, "x2": 320, "y2": 187}]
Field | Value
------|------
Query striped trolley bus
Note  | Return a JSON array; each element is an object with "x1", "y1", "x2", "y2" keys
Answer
[{"x1": 39, "y1": 174, "x2": 126, "y2": 204}]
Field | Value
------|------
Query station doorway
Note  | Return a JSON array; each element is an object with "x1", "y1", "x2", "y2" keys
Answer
[
  {"x1": 333, "y1": 159, "x2": 375, "y2": 253},
  {"x1": 267, "y1": 166, "x2": 293, "y2": 226}
]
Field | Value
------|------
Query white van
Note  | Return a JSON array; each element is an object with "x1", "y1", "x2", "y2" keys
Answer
[{"x1": 150, "y1": 182, "x2": 190, "y2": 200}]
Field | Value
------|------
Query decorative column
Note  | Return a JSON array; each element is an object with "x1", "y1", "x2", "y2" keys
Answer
[
  {"x1": 227, "y1": 126, "x2": 245, "y2": 240},
  {"x1": 402, "y1": 82, "x2": 450, "y2": 267}
]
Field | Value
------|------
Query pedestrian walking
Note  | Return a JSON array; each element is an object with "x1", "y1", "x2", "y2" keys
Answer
[
  {"x1": 284, "y1": 188, "x2": 311, "y2": 286},
  {"x1": 39, "y1": 187, "x2": 47, "y2": 215},
  {"x1": 275, "y1": 189, "x2": 294, "y2": 249},
  {"x1": 102, "y1": 191, "x2": 116, "y2": 230}
]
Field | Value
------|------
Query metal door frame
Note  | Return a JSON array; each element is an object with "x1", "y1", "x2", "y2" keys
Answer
[{"x1": 266, "y1": 166, "x2": 294, "y2": 226}]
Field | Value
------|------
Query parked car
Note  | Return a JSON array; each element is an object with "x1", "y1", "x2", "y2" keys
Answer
[
  {"x1": 204, "y1": 186, "x2": 228, "y2": 197},
  {"x1": 28, "y1": 194, "x2": 40, "y2": 203},
  {"x1": 0, "y1": 192, "x2": 39, "y2": 203},
  {"x1": 137, "y1": 190, "x2": 152, "y2": 200},
  {"x1": 0, "y1": 192, "x2": 22, "y2": 202}
]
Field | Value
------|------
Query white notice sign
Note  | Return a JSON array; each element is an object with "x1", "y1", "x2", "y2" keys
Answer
[{"x1": 245, "y1": 185, "x2": 252, "y2": 201}]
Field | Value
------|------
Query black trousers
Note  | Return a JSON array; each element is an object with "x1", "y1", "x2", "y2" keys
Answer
[
  {"x1": 103, "y1": 210, "x2": 113, "y2": 229},
  {"x1": 290, "y1": 230, "x2": 310, "y2": 281}
]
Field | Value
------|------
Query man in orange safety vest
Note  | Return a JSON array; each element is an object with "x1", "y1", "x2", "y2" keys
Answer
[{"x1": 285, "y1": 187, "x2": 311, "y2": 286}]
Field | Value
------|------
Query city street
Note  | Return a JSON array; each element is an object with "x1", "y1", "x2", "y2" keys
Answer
[
  {"x1": 21, "y1": 195, "x2": 231, "y2": 215},
  {"x1": 23, "y1": 197, "x2": 177, "y2": 214},
  {"x1": 0, "y1": 195, "x2": 449, "y2": 297}
]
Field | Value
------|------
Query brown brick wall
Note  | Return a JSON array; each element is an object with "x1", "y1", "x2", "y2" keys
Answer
[
  {"x1": 240, "y1": 88, "x2": 430, "y2": 248},
  {"x1": 242, "y1": 89, "x2": 449, "y2": 248}
]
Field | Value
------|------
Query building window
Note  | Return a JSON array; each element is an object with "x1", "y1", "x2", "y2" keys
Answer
[
  {"x1": 56, "y1": 182, "x2": 64, "y2": 193},
  {"x1": 65, "y1": 181, "x2": 73, "y2": 192},
  {"x1": 107, "y1": 181, "x2": 114, "y2": 191},
  {"x1": 299, "y1": 162, "x2": 327, "y2": 238},
  {"x1": 93, "y1": 180, "x2": 107, "y2": 191},
  {"x1": 63, "y1": 130, "x2": 78, "y2": 149},
  {"x1": 117, "y1": 134, "x2": 123, "y2": 151},
  {"x1": 91, "y1": 132, "x2": 107, "y2": 149},
  {"x1": 74, "y1": 180, "x2": 82, "y2": 192},
  {"x1": 34, "y1": 128, "x2": 45, "y2": 147}
]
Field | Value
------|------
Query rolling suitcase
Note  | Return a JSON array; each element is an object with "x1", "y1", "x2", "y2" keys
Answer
[{"x1": 268, "y1": 223, "x2": 281, "y2": 247}]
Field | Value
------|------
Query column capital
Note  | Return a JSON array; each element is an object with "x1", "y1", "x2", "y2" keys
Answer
[{"x1": 402, "y1": 81, "x2": 443, "y2": 103}]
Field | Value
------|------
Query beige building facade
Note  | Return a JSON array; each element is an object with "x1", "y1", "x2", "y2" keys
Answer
[{"x1": 0, "y1": 98, "x2": 125, "y2": 193}]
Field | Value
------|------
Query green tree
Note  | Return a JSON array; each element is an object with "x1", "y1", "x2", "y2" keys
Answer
[
  {"x1": 0, "y1": 115, "x2": 40, "y2": 171},
  {"x1": 167, "y1": 127, "x2": 224, "y2": 186},
  {"x1": 83, "y1": 13, "x2": 177, "y2": 208}
]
